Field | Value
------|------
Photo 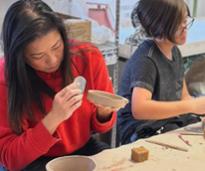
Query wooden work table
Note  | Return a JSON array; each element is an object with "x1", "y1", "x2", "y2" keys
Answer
[{"x1": 91, "y1": 122, "x2": 205, "y2": 171}]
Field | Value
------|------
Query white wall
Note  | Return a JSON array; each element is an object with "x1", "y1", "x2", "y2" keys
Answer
[
  {"x1": 196, "y1": 0, "x2": 205, "y2": 17},
  {"x1": 186, "y1": 0, "x2": 205, "y2": 17},
  {"x1": 0, "y1": 0, "x2": 16, "y2": 55},
  {"x1": 0, "y1": 0, "x2": 73, "y2": 29},
  {"x1": 1, "y1": 0, "x2": 205, "y2": 27},
  {"x1": 45, "y1": 0, "x2": 70, "y2": 14},
  {"x1": 0, "y1": 0, "x2": 16, "y2": 30},
  {"x1": 1, "y1": 0, "x2": 204, "y2": 30},
  {"x1": 0, "y1": 0, "x2": 71, "y2": 55}
]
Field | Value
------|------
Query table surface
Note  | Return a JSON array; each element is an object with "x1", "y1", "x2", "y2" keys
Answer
[
  {"x1": 119, "y1": 18, "x2": 205, "y2": 59},
  {"x1": 90, "y1": 122, "x2": 205, "y2": 171}
]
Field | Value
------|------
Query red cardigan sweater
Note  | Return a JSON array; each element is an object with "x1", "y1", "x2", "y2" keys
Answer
[{"x1": 0, "y1": 42, "x2": 116, "y2": 171}]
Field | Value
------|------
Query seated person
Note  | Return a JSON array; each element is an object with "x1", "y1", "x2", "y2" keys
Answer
[
  {"x1": 118, "y1": 0, "x2": 205, "y2": 145},
  {"x1": 0, "y1": 0, "x2": 118, "y2": 170}
]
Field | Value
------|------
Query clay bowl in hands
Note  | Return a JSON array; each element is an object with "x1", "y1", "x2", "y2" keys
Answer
[{"x1": 87, "y1": 90, "x2": 129, "y2": 109}]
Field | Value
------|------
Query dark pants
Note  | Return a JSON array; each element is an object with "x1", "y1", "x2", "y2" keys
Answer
[
  {"x1": 22, "y1": 137, "x2": 109, "y2": 171},
  {"x1": 120, "y1": 114, "x2": 201, "y2": 145}
]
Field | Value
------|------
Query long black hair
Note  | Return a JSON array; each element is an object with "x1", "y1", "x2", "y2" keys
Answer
[{"x1": 2, "y1": 0, "x2": 73, "y2": 134}]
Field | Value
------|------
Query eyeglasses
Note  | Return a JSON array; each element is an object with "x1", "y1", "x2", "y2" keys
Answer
[
  {"x1": 185, "y1": 16, "x2": 195, "y2": 29},
  {"x1": 176, "y1": 16, "x2": 195, "y2": 34}
]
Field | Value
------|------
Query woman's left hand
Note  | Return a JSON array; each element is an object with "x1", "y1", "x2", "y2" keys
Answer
[{"x1": 96, "y1": 105, "x2": 119, "y2": 123}]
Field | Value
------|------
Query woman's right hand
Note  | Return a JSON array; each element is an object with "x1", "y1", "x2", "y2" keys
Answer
[
  {"x1": 42, "y1": 82, "x2": 83, "y2": 134},
  {"x1": 51, "y1": 82, "x2": 83, "y2": 121}
]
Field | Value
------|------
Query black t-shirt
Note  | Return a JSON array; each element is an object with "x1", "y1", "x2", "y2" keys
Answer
[{"x1": 118, "y1": 40, "x2": 185, "y2": 143}]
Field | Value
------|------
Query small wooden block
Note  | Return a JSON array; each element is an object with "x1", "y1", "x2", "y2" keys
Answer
[{"x1": 131, "y1": 146, "x2": 149, "y2": 162}]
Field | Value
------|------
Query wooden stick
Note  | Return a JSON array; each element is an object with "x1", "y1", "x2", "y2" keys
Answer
[
  {"x1": 180, "y1": 133, "x2": 203, "y2": 136},
  {"x1": 178, "y1": 134, "x2": 192, "y2": 146},
  {"x1": 203, "y1": 130, "x2": 205, "y2": 139},
  {"x1": 145, "y1": 140, "x2": 188, "y2": 152}
]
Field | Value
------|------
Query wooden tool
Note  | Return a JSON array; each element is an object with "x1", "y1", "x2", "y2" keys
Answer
[
  {"x1": 178, "y1": 134, "x2": 192, "y2": 146},
  {"x1": 204, "y1": 131, "x2": 205, "y2": 140},
  {"x1": 180, "y1": 133, "x2": 203, "y2": 136},
  {"x1": 74, "y1": 76, "x2": 86, "y2": 92},
  {"x1": 202, "y1": 120, "x2": 205, "y2": 139},
  {"x1": 145, "y1": 140, "x2": 188, "y2": 152}
]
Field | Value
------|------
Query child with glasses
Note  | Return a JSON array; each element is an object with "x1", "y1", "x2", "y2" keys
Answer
[{"x1": 118, "y1": 0, "x2": 205, "y2": 145}]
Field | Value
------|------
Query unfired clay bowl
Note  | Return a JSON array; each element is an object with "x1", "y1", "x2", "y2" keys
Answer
[
  {"x1": 46, "y1": 156, "x2": 96, "y2": 171},
  {"x1": 87, "y1": 90, "x2": 129, "y2": 109}
]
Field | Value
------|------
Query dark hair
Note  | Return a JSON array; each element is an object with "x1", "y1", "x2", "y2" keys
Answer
[
  {"x1": 2, "y1": 0, "x2": 73, "y2": 134},
  {"x1": 131, "y1": 0, "x2": 190, "y2": 42}
]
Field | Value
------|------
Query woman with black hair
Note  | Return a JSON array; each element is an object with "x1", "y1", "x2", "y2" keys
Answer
[
  {"x1": 118, "y1": 0, "x2": 205, "y2": 144},
  {"x1": 0, "y1": 0, "x2": 117, "y2": 170}
]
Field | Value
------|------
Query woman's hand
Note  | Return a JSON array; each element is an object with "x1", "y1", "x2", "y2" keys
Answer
[
  {"x1": 43, "y1": 82, "x2": 83, "y2": 134},
  {"x1": 51, "y1": 82, "x2": 83, "y2": 121},
  {"x1": 96, "y1": 105, "x2": 119, "y2": 123}
]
